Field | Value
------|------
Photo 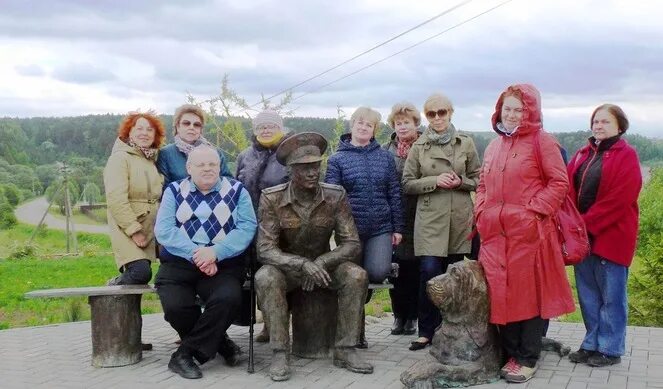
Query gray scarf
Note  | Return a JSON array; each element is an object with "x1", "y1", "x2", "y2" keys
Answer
[
  {"x1": 174, "y1": 135, "x2": 214, "y2": 155},
  {"x1": 425, "y1": 123, "x2": 456, "y2": 145}
]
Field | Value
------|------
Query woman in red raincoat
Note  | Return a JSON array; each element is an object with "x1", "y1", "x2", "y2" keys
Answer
[{"x1": 475, "y1": 84, "x2": 575, "y2": 383}]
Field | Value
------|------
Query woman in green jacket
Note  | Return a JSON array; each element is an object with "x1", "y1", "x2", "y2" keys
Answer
[{"x1": 104, "y1": 111, "x2": 165, "y2": 285}]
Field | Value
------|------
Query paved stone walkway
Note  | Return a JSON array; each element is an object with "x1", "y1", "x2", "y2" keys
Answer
[{"x1": 0, "y1": 314, "x2": 661, "y2": 388}]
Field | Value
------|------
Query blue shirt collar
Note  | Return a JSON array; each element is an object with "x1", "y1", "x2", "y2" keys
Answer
[{"x1": 188, "y1": 177, "x2": 222, "y2": 193}]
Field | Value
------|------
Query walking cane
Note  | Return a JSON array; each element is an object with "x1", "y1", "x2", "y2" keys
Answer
[{"x1": 247, "y1": 245, "x2": 256, "y2": 373}]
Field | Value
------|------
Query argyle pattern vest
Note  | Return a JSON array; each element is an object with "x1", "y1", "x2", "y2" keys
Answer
[{"x1": 167, "y1": 177, "x2": 244, "y2": 247}]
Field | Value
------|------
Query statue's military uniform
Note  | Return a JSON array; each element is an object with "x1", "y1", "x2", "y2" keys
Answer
[{"x1": 254, "y1": 132, "x2": 371, "y2": 380}]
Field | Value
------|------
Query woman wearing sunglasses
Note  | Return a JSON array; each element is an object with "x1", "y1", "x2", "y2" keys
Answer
[
  {"x1": 402, "y1": 93, "x2": 481, "y2": 351},
  {"x1": 156, "y1": 104, "x2": 232, "y2": 187}
]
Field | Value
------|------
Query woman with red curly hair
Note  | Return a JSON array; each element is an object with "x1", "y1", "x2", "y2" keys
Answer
[{"x1": 104, "y1": 111, "x2": 165, "y2": 286}]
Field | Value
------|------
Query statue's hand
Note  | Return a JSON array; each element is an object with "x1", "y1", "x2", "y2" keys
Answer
[
  {"x1": 302, "y1": 261, "x2": 331, "y2": 287},
  {"x1": 302, "y1": 275, "x2": 316, "y2": 292}
]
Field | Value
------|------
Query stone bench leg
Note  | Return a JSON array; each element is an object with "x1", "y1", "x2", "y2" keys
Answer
[
  {"x1": 88, "y1": 294, "x2": 142, "y2": 367},
  {"x1": 291, "y1": 288, "x2": 338, "y2": 359}
]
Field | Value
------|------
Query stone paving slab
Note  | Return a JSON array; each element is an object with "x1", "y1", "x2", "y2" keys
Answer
[{"x1": 0, "y1": 314, "x2": 659, "y2": 388}]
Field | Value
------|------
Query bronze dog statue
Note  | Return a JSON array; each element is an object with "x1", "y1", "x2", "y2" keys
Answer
[{"x1": 401, "y1": 260, "x2": 501, "y2": 388}]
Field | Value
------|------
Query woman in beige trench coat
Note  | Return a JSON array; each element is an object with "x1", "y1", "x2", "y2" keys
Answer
[
  {"x1": 402, "y1": 93, "x2": 481, "y2": 350},
  {"x1": 104, "y1": 111, "x2": 165, "y2": 286}
]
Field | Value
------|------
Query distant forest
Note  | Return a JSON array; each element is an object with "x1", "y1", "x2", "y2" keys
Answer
[{"x1": 0, "y1": 114, "x2": 662, "y2": 209}]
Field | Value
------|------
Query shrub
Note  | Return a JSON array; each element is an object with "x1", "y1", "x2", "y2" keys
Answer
[
  {"x1": 64, "y1": 300, "x2": 84, "y2": 322},
  {"x1": 2, "y1": 183, "x2": 21, "y2": 207},
  {"x1": 629, "y1": 168, "x2": 663, "y2": 326},
  {"x1": 0, "y1": 203, "x2": 17, "y2": 229},
  {"x1": 7, "y1": 242, "x2": 37, "y2": 259}
]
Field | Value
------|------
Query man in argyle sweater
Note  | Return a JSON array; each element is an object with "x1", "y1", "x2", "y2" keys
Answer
[{"x1": 155, "y1": 146, "x2": 257, "y2": 379}]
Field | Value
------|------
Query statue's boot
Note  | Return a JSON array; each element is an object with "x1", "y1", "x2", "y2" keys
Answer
[
  {"x1": 256, "y1": 322, "x2": 270, "y2": 343},
  {"x1": 356, "y1": 310, "x2": 368, "y2": 348},
  {"x1": 269, "y1": 350, "x2": 291, "y2": 381},
  {"x1": 333, "y1": 347, "x2": 374, "y2": 374}
]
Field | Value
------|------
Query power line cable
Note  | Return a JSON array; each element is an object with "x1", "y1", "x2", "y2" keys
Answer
[
  {"x1": 247, "y1": 0, "x2": 476, "y2": 109},
  {"x1": 292, "y1": 0, "x2": 514, "y2": 103}
]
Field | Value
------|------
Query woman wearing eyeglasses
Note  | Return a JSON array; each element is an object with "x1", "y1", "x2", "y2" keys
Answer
[
  {"x1": 156, "y1": 104, "x2": 232, "y2": 187},
  {"x1": 236, "y1": 109, "x2": 291, "y2": 213},
  {"x1": 402, "y1": 93, "x2": 481, "y2": 351},
  {"x1": 235, "y1": 109, "x2": 291, "y2": 343}
]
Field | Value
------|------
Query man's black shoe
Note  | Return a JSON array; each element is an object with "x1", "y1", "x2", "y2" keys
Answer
[
  {"x1": 218, "y1": 335, "x2": 244, "y2": 366},
  {"x1": 225, "y1": 334, "x2": 241, "y2": 355},
  {"x1": 168, "y1": 350, "x2": 202, "y2": 379}
]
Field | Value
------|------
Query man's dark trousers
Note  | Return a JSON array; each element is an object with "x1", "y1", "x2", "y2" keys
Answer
[{"x1": 155, "y1": 255, "x2": 243, "y2": 363}]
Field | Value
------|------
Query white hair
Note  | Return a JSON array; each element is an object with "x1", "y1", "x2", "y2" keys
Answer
[{"x1": 186, "y1": 145, "x2": 220, "y2": 166}]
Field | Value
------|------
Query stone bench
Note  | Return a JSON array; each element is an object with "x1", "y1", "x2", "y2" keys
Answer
[
  {"x1": 25, "y1": 285, "x2": 156, "y2": 368},
  {"x1": 24, "y1": 282, "x2": 253, "y2": 367}
]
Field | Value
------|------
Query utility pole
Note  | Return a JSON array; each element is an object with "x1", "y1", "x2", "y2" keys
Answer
[
  {"x1": 60, "y1": 162, "x2": 79, "y2": 255},
  {"x1": 29, "y1": 162, "x2": 80, "y2": 255},
  {"x1": 63, "y1": 163, "x2": 70, "y2": 253}
]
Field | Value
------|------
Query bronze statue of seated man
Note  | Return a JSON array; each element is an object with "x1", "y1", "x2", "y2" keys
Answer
[{"x1": 255, "y1": 132, "x2": 373, "y2": 381}]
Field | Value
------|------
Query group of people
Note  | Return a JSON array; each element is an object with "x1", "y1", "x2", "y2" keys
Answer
[{"x1": 102, "y1": 82, "x2": 642, "y2": 384}]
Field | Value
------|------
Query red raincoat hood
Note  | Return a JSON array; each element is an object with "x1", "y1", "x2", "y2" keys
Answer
[{"x1": 491, "y1": 83, "x2": 543, "y2": 136}]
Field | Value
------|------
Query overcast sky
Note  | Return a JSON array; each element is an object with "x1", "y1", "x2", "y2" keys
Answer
[{"x1": 1, "y1": 0, "x2": 662, "y2": 137}]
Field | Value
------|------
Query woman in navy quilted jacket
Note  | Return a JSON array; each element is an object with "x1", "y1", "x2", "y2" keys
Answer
[{"x1": 325, "y1": 106, "x2": 404, "y2": 348}]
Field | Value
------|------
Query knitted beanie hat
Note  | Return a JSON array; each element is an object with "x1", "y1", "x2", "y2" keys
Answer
[{"x1": 252, "y1": 109, "x2": 283, "y2": 133}]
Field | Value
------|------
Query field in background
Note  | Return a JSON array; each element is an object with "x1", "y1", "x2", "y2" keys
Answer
[{"x1": 0, "y1": 223, "x2": 644, "y2": 329}]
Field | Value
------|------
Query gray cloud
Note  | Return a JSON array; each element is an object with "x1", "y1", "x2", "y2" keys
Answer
[
  {"x1": 51, "y1": 63, "x2": 116, "y2": 84},
  {"x1": 0, "y1": 0, "x2": 375, "y2": 48},
  {"x1": 1, "y1": 0, "x2": 662, "y2": 136},
  {"x1": 15, "y1": 64, "x2": 46, "y2": 77}
]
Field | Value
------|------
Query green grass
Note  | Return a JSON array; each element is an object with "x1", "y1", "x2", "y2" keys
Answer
[
  {"x1": 0, "y1": 222, "x2": 645, "y2": 329},
  {"x1": 0, "y1": 224, "x2": 161, "y2": 329},
  {"x1": 47, "y1": 206, "x2": 106, "y2": 226},
  {"x1": 86, "y1": 208, "x2": 108, "y2": 223},
  {"x1": 365, "y1": 289, "x2": 392, "y2": 317}
]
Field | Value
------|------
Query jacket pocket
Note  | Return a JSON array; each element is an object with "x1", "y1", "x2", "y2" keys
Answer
[
  {"x1": 130, "y1": 202, "x2": 150, "y2": 222},
  {"x1": 279, "y1": 218, "x2": 302, "y2": 229},
  {"x1": 417, "y1": 194, "x2": 431, "y2": 210}
]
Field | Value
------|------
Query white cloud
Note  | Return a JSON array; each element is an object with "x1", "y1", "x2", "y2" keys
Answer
[{"x1": 0, "y1": 0, "x2": 662, "y2": 137}]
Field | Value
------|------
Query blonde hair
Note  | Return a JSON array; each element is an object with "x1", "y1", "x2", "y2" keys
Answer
[
  {"x1": 423, "y1": 93, "x2": 454, "y2": 115},
  {"x1": 350, "y1": 106, "x2": 382, "y2": 135},
  {"x1": 387, "y1": 102, "x2": 421, "y2": 128},
  {"x1": 173, "y1": 104, "x2": 206, "y2": 135}
]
